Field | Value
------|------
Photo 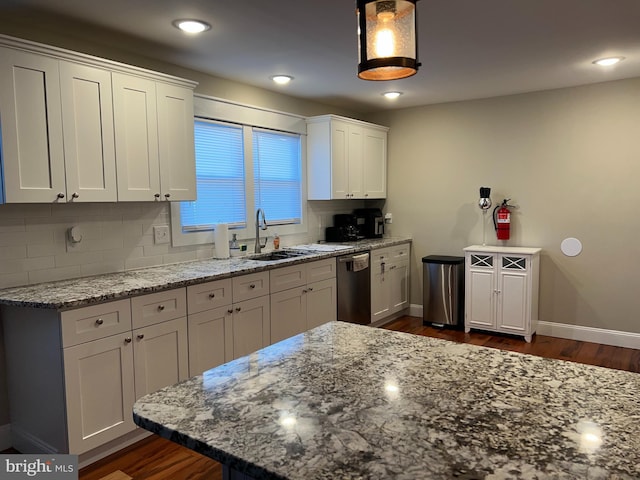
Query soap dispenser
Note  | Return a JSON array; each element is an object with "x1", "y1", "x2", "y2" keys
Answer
[{"x1": 230, "y1": 233, "x2": 241, "y2": 256}]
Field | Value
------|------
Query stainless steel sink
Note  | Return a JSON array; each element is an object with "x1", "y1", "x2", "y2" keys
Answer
[{"x1": 249, "y1": 250, "x2": 310, "y2": 262}]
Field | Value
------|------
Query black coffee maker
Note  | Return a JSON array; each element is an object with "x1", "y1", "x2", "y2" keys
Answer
[
  {"x1": 354, "y1": 208, "x2": 384, "y2": 238},
  {"x1": 325, "y1": 214, "x2": 361, "y2": 242}
]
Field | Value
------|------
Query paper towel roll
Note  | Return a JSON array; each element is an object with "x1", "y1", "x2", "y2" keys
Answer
[{"x1": 214, "y1": 224, "x2": 230, "y2": 259}]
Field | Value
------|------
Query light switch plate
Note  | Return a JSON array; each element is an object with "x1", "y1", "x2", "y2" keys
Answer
[{"x1": 153, "y1": 225, "x2": 170, "y2": 244}]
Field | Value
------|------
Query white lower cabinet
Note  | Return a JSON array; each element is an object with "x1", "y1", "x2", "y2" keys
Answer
[
  {"x1": 270, "y1": 258, "x2": 336, "y2": 344},
  {"x1": 464, "y1": 245, "x2": 541, "y2": 342},
  {"x1": 186, "y1": 273, "x2": 270, "y2": 376},
  {"x1": 370, "y1": 244, "x2": 411, "y2": 323},
  {"x1": 63, "y1": 332, "x2": 136, "y2": 454},
  {"x1": 2, "y1": 289, "x2": 188, "y2": 460}
]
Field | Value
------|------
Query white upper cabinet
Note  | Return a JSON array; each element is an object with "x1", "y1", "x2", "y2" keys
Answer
[
  {"x1": 113, "y1": 74, "x2": 160, "y2": 201},
  {"x1": 60, "y1": 62, "x2": 117, "y2": 202},
  {"x1": 0, "y1": 48, "x2": 66, "y2": 203},
  {"x1": 0, "y1": 34, "x2": 197, "y2": 203},
  {"x1": 307, "y1": 115, "x2": 388, "y2": 200},
  {"x1": 156, "y1": 83, "x2": 196, "y2": 202}
]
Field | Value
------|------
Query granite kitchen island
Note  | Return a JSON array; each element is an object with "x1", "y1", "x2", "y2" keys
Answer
[{"x1": 133, "y1": 322, "x2": 640, "y2": 480}]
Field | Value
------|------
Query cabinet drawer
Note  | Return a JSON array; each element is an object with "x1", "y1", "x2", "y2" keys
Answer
[
  {"x1": 131, "y1": 288, "x2": 186, "y2": 329},
  {"x1": 61, "y1": 299, "x2": 132, "y2": 347},
  {"x1": 391, "y1": 244, "x2": 410, "y2": 261},
  {"x1": 187, "y1": 278, "x2": 232, "y2": 314},
  {"x1": 307, "y1": 258, "x2": 336, "y2": 283},
  {"x1": 371, "y1": 247, "x2": 392, "y2": 266},
  {"x1": 270, "y1": 264, "x2": 306, "y2": 294},
  {"x1": 232, "y1": 271, "x2": 269, "y2": 303}
]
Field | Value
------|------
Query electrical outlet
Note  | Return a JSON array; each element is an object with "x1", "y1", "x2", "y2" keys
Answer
[{"x1": 153, "y1": 225, "x2": 170, "y2": 244}]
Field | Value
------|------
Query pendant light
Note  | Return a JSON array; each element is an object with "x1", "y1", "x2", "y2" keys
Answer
[{"x1": 356, "y1": 0, "x2": 420, "y2": 81}]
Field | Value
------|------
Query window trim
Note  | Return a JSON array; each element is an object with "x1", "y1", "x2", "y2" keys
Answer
[{"x1": 171, "y1": 95, "x2": 307, "y2": 247}]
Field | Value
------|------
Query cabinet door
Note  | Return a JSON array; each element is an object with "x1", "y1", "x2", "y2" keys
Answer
[
  {"x1": 389, "y1": 260, "x2": 409, "y2": 313},
  {"x1": 133, "y1": 317, "x2": 189, "y2": 399},
  {"x1": 63, "y1": 332, "x2": 136, "y2": 454},
  {"x1": 363, "y1": 127, "x2": 387, "y2": 199},
  {"x1": 371, "y1": 263, "x2": 391, "y2": 322},
  {"x1": 156, "y1": 83, "x2": 196, "y2": 201},
  {"x1": 466, "y1": 269, "x2": 496, "y2": 329},
  {"x1": 231, "y1": 296, "x2": 270, "y2": 359},
  {"x1": 306, "y1": 278, "x2": 337, "y2": 330},
  {"x1": 330, "y1": 120, "x2": 349, "y2": 199},
  {"x1": 188, "y1": 306, "x2": 232, "y2": 376},
  {"x1": 0, "y1": 48, "x2": 66, "y2": 202},
  {"x1": 113, "y1": 73, "x2": 160, "y2": 201},
  {"x1": 347, "y1": 124, "x2": 364, "y2": 198},
  {"x1": 59, "y1": 62, "x2": 117, "y2": 202},
  {"x1": 497, "y1": 271, "x2": 528, "y2": 334},
  {"x1": 270, "y1": 287, "x2": 306, "y2": 344}
]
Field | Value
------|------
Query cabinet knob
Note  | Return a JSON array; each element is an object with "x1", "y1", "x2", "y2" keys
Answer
[
  {"x1": 72, "y1": 192, "x2": 79, "y2": 199},
  {"x1": 208, "y1": 293, "x2": 216, "y2": 299},
  {"x1": 124, "y1": 337, "x2": 132, "y2": 344},
  {"x1": 365, "y1": 193, "x2": 369, "y2": 197},
  {"x1": 308, "y1": 287, "x2": 314, "y2": 292},
  {"x1": 302, "y1": 289, "x2": 308, "y2": 294},
  {"x1": 235, "y1": 307, "x2": 241, "y2": 312},
  {"x1": 227, "y1": 309, "x2": 233, "y2": 314},
  {"x1": 137, "y1": 334, "x2": 144, "y2": 340},
  {"x1": 249, "y1": 284, "x2": 256, "y2": 289},
  {"x1": 154, "y1": 193, "x2": 161, "y2": 199},
  {"x1": 95, "y1": 318, "x2": 104, "y2": 326},
  {"x1": 164, "y1": 193, "x2": 171, "y2": 199},
  {"x1": 158, "y1": 304, "x2": 165, "y2": 311},
  {"x1": 57, "y1": 193, "x2": 65, "y2": 199}
]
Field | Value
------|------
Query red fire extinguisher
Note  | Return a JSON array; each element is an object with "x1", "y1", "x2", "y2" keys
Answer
[{"x1": 493, "y1": 199, "x2": 513, "y2": 240}]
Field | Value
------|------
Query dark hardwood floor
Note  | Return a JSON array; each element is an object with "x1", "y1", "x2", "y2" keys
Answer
[{"x1": 79, "y1": 316, "x2": 640, "y2": 480}]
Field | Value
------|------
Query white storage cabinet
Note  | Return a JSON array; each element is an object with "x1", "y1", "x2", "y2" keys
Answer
[
  {"x1": 270, "y1": 258, "x2": 337, "y2": 344},
  {"x1": 370, "y1": 243, "x2": 411, "y2": 323},
  {"x1": 307, "y1": 115, "x2": 388, "y2": 200},
  {"x1": 463, "y1": 245, "x2": 541, "y2": 342},
  {"x1": 0, "y1": 34, "x2": 196, "y2": 203}
]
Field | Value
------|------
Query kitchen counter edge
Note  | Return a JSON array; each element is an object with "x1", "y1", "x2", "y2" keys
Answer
[{"x1": 0, "y1": 237, "x2": 411, "y2": 310}]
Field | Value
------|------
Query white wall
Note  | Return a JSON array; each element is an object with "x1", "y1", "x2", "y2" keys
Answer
[{"x1": 368, "y1": 77, "x2": 640, "y2": 335}]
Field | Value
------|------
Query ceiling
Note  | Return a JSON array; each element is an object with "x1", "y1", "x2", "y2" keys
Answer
[{"x1": 3, "y1": 0, "x2": 640, "y2": 113}]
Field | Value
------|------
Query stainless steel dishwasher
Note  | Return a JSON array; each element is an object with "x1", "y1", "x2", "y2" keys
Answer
[{"x1": 337, "y1": 251, "x2": 371, "y2": 325}]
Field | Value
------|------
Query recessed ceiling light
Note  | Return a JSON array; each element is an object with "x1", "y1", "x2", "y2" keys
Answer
[
  {"x1": 592, "y1": 56, "x2": 625, "y2": 67},
  {"x1": 172, "y1": 19, "x2": 211, "y2": 34},
  {"x1": 271, "y1": 75, "x2": 294, "y2": 85},
  {"x1": 382, "y1": 91, "x2": 403, "y2": 100}
]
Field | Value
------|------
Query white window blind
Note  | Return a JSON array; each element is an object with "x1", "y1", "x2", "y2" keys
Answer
[
  {"x1": 253, "y1": 129, "x2": 302, "y2": 226},
  {"x1": 180, "y1": 120, "x2": 246, "y2": 231}
]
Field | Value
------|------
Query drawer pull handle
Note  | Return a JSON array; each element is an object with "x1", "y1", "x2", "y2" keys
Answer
[
  {"x1": 227, "y1": 309, "x2": 233, "y2": 314},
  {"x1": 235, "y1": 307, "x2": 241, "y2": 312},
  {"x1": 137, "y1": 334, "x2": 144, "y2": 340},
  {"x1": 209, "y1": 293, "x2": 216, "y2": 299},
  {"x1": 95, "y1": 318, "x2": 104, "y2": 326},
  {"x1": 249, "y1": 284, "x2": 256, "y2": 289},
  {"x1": 124, "y1": 337, "x2": 132, "y2": 344},
  {"x1": 158, "y1": 305, "x2": 165, "y2": 311}
]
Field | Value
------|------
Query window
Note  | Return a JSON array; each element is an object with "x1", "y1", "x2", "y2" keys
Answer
[
  {"x1": 180, "y1": 120, "x2": 246, "y2": 230},
  {"x1": 171, "y1": 100, "x2": 306, "y2": 247},
  {"x1": 253, "y1": 129, "x2": 302, "y2": 226}
]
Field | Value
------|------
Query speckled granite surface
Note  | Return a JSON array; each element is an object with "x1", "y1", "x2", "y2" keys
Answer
[
  {"x1": 0, "y1": 237, "x2": 410, "y2": 309},
  {"x1": 133, "y1": 322, "x2": 640, "y2": 480}
]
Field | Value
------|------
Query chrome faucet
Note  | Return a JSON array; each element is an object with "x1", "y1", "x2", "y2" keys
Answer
[{"x1": 254, "y1": 208, "x2": 268, "y2": 253}]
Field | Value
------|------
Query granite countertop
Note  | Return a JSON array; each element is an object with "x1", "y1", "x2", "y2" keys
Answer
[
  {"x1": 0, "y1": 237, "x2": 411, "y2": 310},
  {"x1": 133, "y1": 322, "x2": 640, "y2": 480}
]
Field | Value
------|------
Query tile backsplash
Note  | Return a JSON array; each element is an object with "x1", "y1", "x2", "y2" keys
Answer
[{"x1": 0, "y1": 200, "x2": 366, "y2": 289}]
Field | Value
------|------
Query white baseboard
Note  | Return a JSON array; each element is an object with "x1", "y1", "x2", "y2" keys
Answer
[
  {"x1": 0, "y1": 424, "x2": 11, "y2": 451},
  {"x1": 536, "y1": 321, "x2": 640, "y2": 350},
  {"x1": 408, "y1": 304, "x2": 639, "y2": 350}
]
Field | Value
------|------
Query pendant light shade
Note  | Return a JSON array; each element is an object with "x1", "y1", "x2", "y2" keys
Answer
[{"x1": 357, "y1": 0, "x2": 420, "y2": 81}]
